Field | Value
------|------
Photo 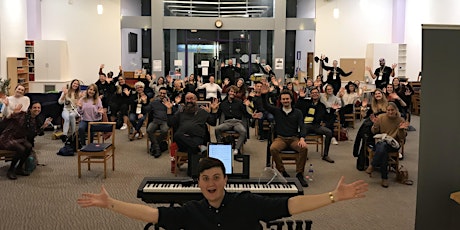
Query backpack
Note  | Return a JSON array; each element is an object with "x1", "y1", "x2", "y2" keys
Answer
[
  {"x1": 24, "y1": 152, "x2": 38, "y2": 173},
  {"x1": 57, "y1": 145, "x2": 75, "y2": 156}
]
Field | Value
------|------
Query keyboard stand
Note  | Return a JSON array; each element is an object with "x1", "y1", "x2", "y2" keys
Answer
[{"x1": 228, "y1": 154, "x2": 250, "y2": 179}]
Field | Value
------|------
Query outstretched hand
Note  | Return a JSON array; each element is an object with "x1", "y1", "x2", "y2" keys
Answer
[
  {"x1": 333, "y1": 176, "x2": 368, "y2": 202},
  {"x1": 77, "y1": 185, "x2": 111, "y2": 209}
]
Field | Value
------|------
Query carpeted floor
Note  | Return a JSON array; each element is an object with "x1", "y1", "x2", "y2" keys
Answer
[{"x1": 0, "y1": 116, "x2": 419, "y2": 230}]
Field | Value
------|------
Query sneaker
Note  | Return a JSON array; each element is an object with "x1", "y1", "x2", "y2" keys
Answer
[
  {"x1": 332, "y1": 137, "x2": 338, "y2": 145},
  {"x1": 281, "y1": 171, "x2": 291, "y2": 178},
  {"x1": 233, "y1": 149, "x2": 239, "y2": 155},
  {"x1": 296, "y1": 173, "x2": 309, "y2": 187},
  {"x1": 322, "y1": 156, "x2": 335, "y2": 163},
  {"x1": 120, "y1": 123, "x2": 128, "y2": 130},
  {"x1": 398, "y1": 153, "x2": 404, "y2": 160},
  {"x1": 258, "y1": 136, "x2": 265, "y2": 142}
]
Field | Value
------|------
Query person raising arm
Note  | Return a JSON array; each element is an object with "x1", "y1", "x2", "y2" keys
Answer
[{"x1": 77, "y1": 158, "x2": 368, "y2": 229}]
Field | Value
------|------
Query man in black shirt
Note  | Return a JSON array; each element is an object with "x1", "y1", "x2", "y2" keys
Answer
[
  {"x1": 145, "y1": 87, "x2": 170, "y2": 157},
  {"x1": 215, "y1": 85, "x2": 248, "y2": 155},
  {"x1": 77, "y1": 157, "x2": 368, "y2": 229},
  {"x1": 321, "y1": 55, "x2": 353, "y2": 95},
  {"x1": 366, "y1": 58, "x2": 397, "y2": 89},
  {"x1": 165, "y1": 92, "x2": 219, "y2": 177},
  {"x1": 220, "y1": 59, "x2": 241, "y2": 86},
  {"x1": 260, "y1": 86, "x2": 309, "y2": 187},
  {"x1": 295, "y1": 88, "x2": 335, "y2": 163}
]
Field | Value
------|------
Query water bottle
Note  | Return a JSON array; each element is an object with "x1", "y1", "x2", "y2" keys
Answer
[{"x1": 307, "y1": 164, "x2": 314, "y2": 181}]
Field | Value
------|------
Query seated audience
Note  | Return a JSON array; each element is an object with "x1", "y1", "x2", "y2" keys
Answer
[
  {"x1": 128, "y1": 82, "x2": 151, "y2": 141},
  {"x1": 58, "y1": 79, "x2": 82, "y2": 141},
  {"x1": 295, "y1": 88, "x2": 335, "y2": 163},
  {"x1": 1, "y1": 85, "x2": 30, "y2": 118},
  {"x1": 0, "y1": 101, "x2": 52, "y2": 180},
  {"x1": 320, "y1": 84, "x2": 341, "y2": 145},
  {"x1": 146, "y1": 87, "x2": 170, "y2": 158},
  {"x1": 260, "y1": 86, "x2": 309, "y2": 187},
  {"x1": 77, "y1": 84, "x2": 104, "y2": 147},
  {"x1": 366, "y1": 102, "x2": 409, "y2": 188},
  {"x1": 385, "y1": 84, "x2": 407, "y2": 119},
  {"x1": 338, "y1": 81, "x2": 361, "y2": 127},
  {"x1": 109, "y1": 76, "x2": 132, "y2": 130},
  {"x1": 196, "y1": 76, "x2": 222, "y2": 101},
  {"x1": 165, "y1": 93, "x2": 219, "y2": 177},
  {"x1": 215, "y1": 85, "x2": 249, "y2": 155}
]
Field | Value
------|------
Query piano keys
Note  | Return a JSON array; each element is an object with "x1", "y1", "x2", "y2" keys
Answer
[{"x1": 137, "y1": 177, "x2": 304, "y2": 204}]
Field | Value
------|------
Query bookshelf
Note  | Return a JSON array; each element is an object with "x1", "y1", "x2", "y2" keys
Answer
[
  {"x1": 25, "y1": 40, "x2": 35, "y2": 81},
  {"x1": 7, "y1": 57, "x2": 29, "y2": 95}
]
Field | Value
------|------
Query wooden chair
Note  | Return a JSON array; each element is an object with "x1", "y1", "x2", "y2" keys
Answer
[
  {"x1": 344, "y1": 113, "x2": 355, "y2": 129},
  {"x1": 366, "y1": 140, "x2": 405, "y2": 181},
  {"x1": 146, "y1": 128, "x2": 172, "y2": 154},
  {"x1": 127, "y1": 113, "x2": 149, "y2": 139},
  {"x1": 333, "y1": 112, "x2": 342, "y2": 141},
  {"x1": 0, "y1": 150, "x2": 15, "y2": 162},
  {"x1": 268, "y1": 122, "x2": 300, "y2": 169},
  {"x1": 172, "y1": 125, "x2": 210, "y2": 176},
  {"x1": 77, "y1": 122, "x2": 116, "y2": 178},
  {"x1": 254, "y1": 119, "x2": 270, "y2": 138},
  {"x1": 305, "y1": 134, "x2": 324, "y2": 155},
  {"x1": 355, "y1": 106, "x2": 362, "y2": 121}
]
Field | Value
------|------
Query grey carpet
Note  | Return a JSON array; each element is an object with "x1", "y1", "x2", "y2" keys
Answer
[{"x1": 0, "y1": 116, "x2": 419, "y2": 230}]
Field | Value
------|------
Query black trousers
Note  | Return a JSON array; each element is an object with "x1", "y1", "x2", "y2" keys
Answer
[{"x1": 174, "y1": 133, "x2": 204, "y2": 178}]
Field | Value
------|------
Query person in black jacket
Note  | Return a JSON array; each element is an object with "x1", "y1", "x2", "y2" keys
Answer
[
  {"x1": 220, "y1": 59, "x2": 241, "y2": 86},
  {"x1": 320, "y1": 55, "x2": 353, "y2": 95},
  {"x1": 215, "y1": 85, "x2": 249, "y2": 155},
  {"x1": 96, "y1": 64, "x2": 116, "y2": 110},
  {"x1": 295, "y1": 88, "x2": 335, "y2": 163},
  {"x1": 260, "y1": 86, "x2": 309, "y2": 187},
  {"x1": 164, "y1": 92, "x2": 219, "y2": 177},
  {"x1": 366, "y1": 58, "x2": 397, "y2": 90}
]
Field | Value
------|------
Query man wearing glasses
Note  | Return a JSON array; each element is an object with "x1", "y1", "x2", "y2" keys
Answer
[
  {"x1": 295, "y1": 88, "x2": 335, "y2": 163},
  {"x1": 146, "y1": 87, "x2": 170, "y2": 157}
]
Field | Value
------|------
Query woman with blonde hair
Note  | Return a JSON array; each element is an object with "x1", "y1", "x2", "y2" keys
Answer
[
  {"x1": 77, "y1": 84, "x2": 104, "y2": 147},
  {"x1": 353, "y1": 88, "x2": 389, "y2": 170},
  {"x1": 58, "y1": 79, "x2": 82, "y2": 141}
]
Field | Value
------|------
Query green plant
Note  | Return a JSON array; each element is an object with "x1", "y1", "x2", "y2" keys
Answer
[{"x1": 0, "y1": 78, "x2": 11, "y2": 95}]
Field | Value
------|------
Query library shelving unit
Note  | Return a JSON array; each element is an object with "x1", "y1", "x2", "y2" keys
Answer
[
  {"x1": 7, "y1": 57, "x2": 29, "y2": 95},
  {"x1": 25, "y1": 40, "x2": 35, "y2": 81}
]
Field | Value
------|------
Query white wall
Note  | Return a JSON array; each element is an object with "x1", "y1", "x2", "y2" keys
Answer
[
  {"x1": 40, "y1": 0, "x2": 121, "y2": 85},
  {"x1": 315, "y1": 0, "x2": 394, "y2": 78},
  {"x1": 0, "y1": 0, "x2": 28, "y2": 80},
  {"x1": 405, "y1": 0, "x2": 460, "y2": 80}
]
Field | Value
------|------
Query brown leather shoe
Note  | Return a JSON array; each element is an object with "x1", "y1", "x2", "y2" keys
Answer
[
  {"x1": 322, "y1": 156, "x2": 335, "y2": 163},
  {"x1": 365, "y1": 165, "x2": 373, "y2": 177},
  {"x1": 381, "y1": 179, "x2": 389, "y2": 188}
]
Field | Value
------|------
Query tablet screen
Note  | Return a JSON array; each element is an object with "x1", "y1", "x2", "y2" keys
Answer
[{"x1": 207, "y1": 143, "x2": 233, "y2": 174}]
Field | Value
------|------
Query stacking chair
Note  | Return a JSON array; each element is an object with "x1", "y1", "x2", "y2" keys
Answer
[
  {"x1": 267, "y1": 122, "x2": 300, "y2": 169},
  {"x1": 146, "y1": 128, "x2": 172, "y2": 154},
  {"x1": 366, "y1": 140, "x2": 405, "y2": 182},
  {"x1": 77, "y1": 122, "x2": 116, "y2": 178},
  {"x1": 305, "y1": 134, "x2": 324, "y2": 155}
]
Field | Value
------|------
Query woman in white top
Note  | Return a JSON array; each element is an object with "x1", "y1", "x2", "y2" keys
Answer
[
  {"x1": 320, "y1": 84, "x2": 342, "y2": 144},
  {"x1": 58, "y1": 79, "x2": 82, "y2": 141},
  {"x1": 338, "y1": 81, "x2": 361, "y2": 127},
  {"x1": 1, "y1": 84, "x2": 30, "y2": 118},
  {"x1": 196, "y1": 76, "x2": 222, "y2": 100}
]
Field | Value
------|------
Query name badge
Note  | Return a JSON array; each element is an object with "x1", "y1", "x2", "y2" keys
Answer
[
  {"x1": 378, "y1": 72, "x2": 383, "y2": 80},
  {"x1": 136, "y1": 104, "x2": 142, "y2": 114}
]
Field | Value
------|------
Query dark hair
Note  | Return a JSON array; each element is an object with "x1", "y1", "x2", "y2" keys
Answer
[
  {"x1": 159, "y1": 87, "x2": 168, "y2": 92},
  {"x1": 29, "y1": 101, "x2": 41, "y2": 109},
  {"x1": 280, "y1": 89, "x2": 293, "y2": 100},
  {"x1": 198, "y1": 157, "x2": 226, "y2": 176},
  {"x1": 228, "y1": 85, "x2": 239, "y2": 93}
]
